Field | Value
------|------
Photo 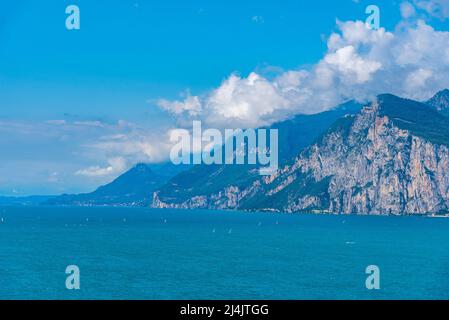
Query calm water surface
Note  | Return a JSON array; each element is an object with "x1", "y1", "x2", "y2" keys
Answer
[{"x1": 1, "y1": 206, "x2": 449, "y2": 299}]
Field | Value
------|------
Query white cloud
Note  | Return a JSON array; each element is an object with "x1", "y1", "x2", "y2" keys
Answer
[
  {"x1": 157, "y1": 94, "x2": 202, "y2": 116},
  {"x1": 323, "y1": 45, "x2": 382, "y2": 84},
  {"x1": 45, "y1": 120, "x2": 67, "y2": 125},
  {"x1": 0, "y1": 118, "x2": 176, "y2": 193},
  {"x1": 158, "y1": 18, "x2": 449, "y2": 128},
  {"x1": 204, "y1": 72, "x2": 290, "y2": 127},
  {"x1": 405, "y1": 68, "x2": 433, "y2": 91},
  {"x1": 73, "y1": 121, "x2": 174, "y2": 180},
  {"x1": 73, "y1": 120, "x2": 106, "y2": 128},
  {"x1": 89, "y1": 131, "x2": 173, "y2": 164},
  {"x1": 76, "y1": 157, "x2": 127, "y2": 177}
]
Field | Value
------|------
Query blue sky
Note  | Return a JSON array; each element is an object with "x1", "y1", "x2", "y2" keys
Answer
[
  {"x1": 0, "y1": 0, "x2": 403, "y2": 120},
  {"x1": 1, "y1": 0, "x2": 448, "y2": 195}
]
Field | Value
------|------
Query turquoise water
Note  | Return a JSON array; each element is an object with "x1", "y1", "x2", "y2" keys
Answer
[{"x1": 1, "y1": 206, "x2": 449, "y2": 300}]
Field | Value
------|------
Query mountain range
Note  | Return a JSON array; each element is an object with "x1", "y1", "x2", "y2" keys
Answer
[
  {"x1": 3, "y1": 89, "x2": 449, "y2": 215},
  {"x1": 40, "y1": 99, "x2": 363, "y2": 208},
  {"x1": 152, "y1": 90, "x2": 449, "y2": 215},
  {"x1": 44, "y1": 162, "x2": 189, "y2": 206}
]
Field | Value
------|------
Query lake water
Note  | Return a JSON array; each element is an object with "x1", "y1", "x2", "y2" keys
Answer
[{"x1": 1, "y1": 206, "x2": 449, "y2": 300}]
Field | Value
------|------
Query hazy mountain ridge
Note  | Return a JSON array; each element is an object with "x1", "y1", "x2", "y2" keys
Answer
[
  {"x1": 153, "y1": 90, "x2": 449, "y2": 215},
  {"x1": 45, "y1": 163, "x2": 189, "y2": 206},
  {"x1": 0, "y1": 195, "x2": 56, "y2": 206},
  {"x1": 426, "y1": 89, "x2": 449, "y2": 117}
]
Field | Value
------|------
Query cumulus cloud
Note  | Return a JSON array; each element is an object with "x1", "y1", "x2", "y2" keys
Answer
[
  {"x1": 323, "y1": 45, "x2": 382, "y2": 83},
  {"x1": 157, "y1": 94, "x2": 202, "y2": 116},
  {"x1": 158, "y1": 18, "x2": 449, "y2": 128}
]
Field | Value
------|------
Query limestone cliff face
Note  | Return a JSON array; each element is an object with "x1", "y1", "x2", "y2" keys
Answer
[
  {"x1": 152, "y1": 94, "x2": 449, "y2": 215},
  {"x1": 152, "y1": 185, "x2": 245, "y2": 210},
  {"x1": 266, "y1": 101, "x2": 449, "y2": 214}
]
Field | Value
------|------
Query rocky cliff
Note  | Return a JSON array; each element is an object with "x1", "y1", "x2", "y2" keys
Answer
[{"x1": 153, "y1": 93, "x2": 449, "y2": 215}]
